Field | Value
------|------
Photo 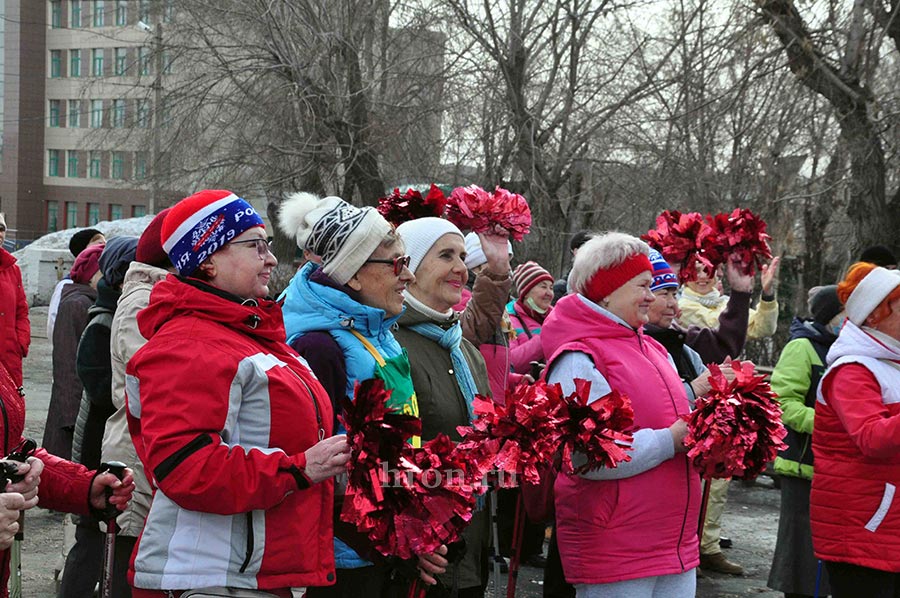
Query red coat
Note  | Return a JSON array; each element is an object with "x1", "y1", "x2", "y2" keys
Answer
[
  {"x1": 0, "y1": 249, "x2": 29, "y2": 387},
  {"x1": 127, "y1": 276, "x2": 335, "y2": 591},
  {"x1": 811, "y1": 321, "x2": 900, "y2": 572},
  {"x1": 0, "y1": 362, "x2": 93, "y2": 597}
]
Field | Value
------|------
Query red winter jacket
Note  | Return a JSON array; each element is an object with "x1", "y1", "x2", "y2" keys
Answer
[
  {"x1": 0, "y1": 362, "x2": 94, "y2": 598},
  {"x1": 0, "y1": 249, "x2": 29, "y2": 387},
  {"x1": 811, "y1": 321, "x2": 900, "y2": 572},
  {"x1": 542, "y1": 294, "x2": 700, "y2": 585},
  {"x1": 126, "y1": 276, "x2": 335, "y2": 591}
]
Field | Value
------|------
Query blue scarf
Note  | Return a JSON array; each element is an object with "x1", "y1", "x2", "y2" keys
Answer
[{"x1": 408, "y1": 320, "x2": 477, "y2": 421}]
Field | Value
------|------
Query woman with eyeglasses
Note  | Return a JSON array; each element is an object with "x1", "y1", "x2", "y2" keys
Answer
[
  {"x1": 279, "y1": 193, "x2": 446, "y2": 598},
  {"x1": 125, "y1": 190, "x2": 350, "y2": 598}
]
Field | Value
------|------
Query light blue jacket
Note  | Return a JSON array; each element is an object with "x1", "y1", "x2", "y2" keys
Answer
[{"x1": 280, "y1": 262, "x2": 405, "y2": 569}]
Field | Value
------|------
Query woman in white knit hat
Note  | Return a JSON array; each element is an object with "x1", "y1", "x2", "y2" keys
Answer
[
  {"x1": 277, "y1": 193, "x2": 455, "y2": 597},
  {"x1": 809, "y1": 262, "x2": 900, "y2": 598},
  {"x1": 394, "y1": 217, "x2": 512, "y2": 598}
]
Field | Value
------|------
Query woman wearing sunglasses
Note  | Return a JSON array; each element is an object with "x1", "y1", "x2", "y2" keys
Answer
[{"x1": 279, "y1": 193, "x2": 443, "y2": 598}]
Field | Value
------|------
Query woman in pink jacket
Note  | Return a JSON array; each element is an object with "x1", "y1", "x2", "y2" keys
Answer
[
  {"x1": 507, "y1": 261, "x2": 554, "y2": 374},
  {"x1": 541, "y1": 232, "x2": 699, "y2": 598}
]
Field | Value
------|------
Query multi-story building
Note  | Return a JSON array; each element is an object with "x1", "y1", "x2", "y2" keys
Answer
[{"x1": 0, "y1": 0, "x2": 170, "y2": 243}]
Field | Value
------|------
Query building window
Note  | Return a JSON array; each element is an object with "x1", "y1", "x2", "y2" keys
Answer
[
  {"x1": 136, "y1": 99, "x2": 150, "y2": 128},
  {"x1": 92, "y1": 0, "x2": 105, "y2": 27},
  {"x1": 114, "y1": 47, "x2": 127, "y2": 75},
  {"x1": 163, "y1": 0, "x2": 175, "y2": 23},
  {"x1": 138, "y1": 0, "x2": 150, "y2": 22},
  {"x1": 111, "y1": 152, "x2": 125, "y2": 179},
  {"x1": 48, "y1": 150, "x2": 61, "y2": 177},
  {"x1": 132, "y1": 205, "x2": 147, "y2": 217},
  {"x1": 50, "y1": 50, "x2": 62, "y2": 78},
  {"x1": 70, "y1": 0, "x2": 82, "y2": 27},
  {"x1": 162, "y1": 51, "x2": 174, "y2": 75},
  {"x1": 90, "y1": 99, "x2": 103, "y2": 128},
  {"x1": 66, "y1": 202, "x2": 79, "y2": 228},
  {"x1": 49, "y1": 100, "x2": 61, "y2": 127},
  {"x1": 67, "y1": 150, "x2": 79, "y2": 177},
  {"x1": 87, "y1": 203, "x2": 101, "y2": 225},
  {"x1": 138, "y1": 47, "x2": 150, "y2": 76},
  {"x1": 51, "y1": 1, "x2": 62, "y2": 28},
  {"x1": 69, "y1": 49, "x2": 81, "y2": 77},
  {"x1": 89, "y1": 151, "x2": 102, "y2": 178},
  {"x1": 110, "y1": 204, "x2": 123, "y2": 220},
  {"x1": 68, "y1": 100, "x2": 81, "y2": 127},
  {"x1": 135, "y1": 152, "x2": 147, "y2": 179},
  {"x1": 48, "y1": 201, "x2": 60, "y2": 232},
  {"x1": 92, "y1": 48, "x2": 104, "y2": 76},
  {"x1": 115, "y1": 0, "x2": 127, "y2": 25},
  {"x1": 112, "y1": 99, "x2": 125, "y2": 128}
]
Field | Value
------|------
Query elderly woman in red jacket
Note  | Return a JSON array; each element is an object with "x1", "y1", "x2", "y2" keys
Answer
[
  {"x1": 811, "y1": 262, "x2": 900, "y2": 598},
  {"x1": 541, "y1": 231, "x2": 699, "y2": 598},
  {"x1": 0, "y1": 213, "x2": 29, "y2": 389}
]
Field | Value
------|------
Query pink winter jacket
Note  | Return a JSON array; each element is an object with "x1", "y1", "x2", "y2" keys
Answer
[
  {"x1": 507, "y1": 301, "x2": 546, "y2": 374},
  {"x1": 541, "y1": 294, "x2": 700, "y2": 584}
]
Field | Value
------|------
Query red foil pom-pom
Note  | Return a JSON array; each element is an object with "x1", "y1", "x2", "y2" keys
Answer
[
  {"x1": 706, "y1": 208, "x2": 773, "y2": 277},
  {"x1": 683, "y1": 361, "x2": 787, "y2": 480},
  {"x1": 376, "y1": 184, "x2": 447, "y2": 226},
  {"x1": 456, "y1": 382, "x2": 564, "y2": 486},
  {"x1": 642, "y1": 210, "x2": 720, "y2": 283},
  {"x1": 446, "y1": 185, "x2": 532, "y2": 241},
  {"x1": 557, "y1": 380, "x2": 635, "y2": 474},
  {"x1": 340, "y1": 379, "x2": 484, "y2": 559}
]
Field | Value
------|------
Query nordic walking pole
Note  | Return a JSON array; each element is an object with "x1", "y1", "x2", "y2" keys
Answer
[
  {"x1": 489, "y1": 489, "x2": 502, "y2": 598},
  {"x1": 5, "y1": 437, "x2": 37, "y2": 598},
  {"x1": 697, "y1": 478, "x2": 712, "y2": 539},
  {"x1": 98, "y1": 461, "x2": 127, "y2": 598},
  {"x1": 506, "y1": 492, "x2": 525, "y2": 598}
]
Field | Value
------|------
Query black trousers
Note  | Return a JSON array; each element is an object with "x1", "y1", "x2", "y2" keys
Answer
[
  {"x1": 58, "y1": 520, "x2": 137, "y2": 598},
  {"x1": 497, "y1": 488, "x2": 545, "y2": 559},
  {"x1": 825, "y1": 561, "x2": 900, "y2": 598},
  {"x1": 543, "y1": 525, "x2": 574, "y2": 598}
]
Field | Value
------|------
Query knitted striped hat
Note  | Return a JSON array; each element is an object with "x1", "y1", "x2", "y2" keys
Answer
[
  {"x1": 161, "y1": 190, "x2": 264, "y2": 276},
  {"x1": 513, "y1": 261, "x2": 553, "y2": 298},
  {"x1": 649, "y1": 249, "x2": 678, "y2": 292}
]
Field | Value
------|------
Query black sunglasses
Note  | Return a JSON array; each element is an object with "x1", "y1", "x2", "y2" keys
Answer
[{"x1": 364, "y1": 255, "x2": 411, "y2": 276}]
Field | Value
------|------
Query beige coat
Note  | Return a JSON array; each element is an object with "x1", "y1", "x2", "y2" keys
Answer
[{"x1": 100, "y1": 262, "x2": 169, "y2": 536}]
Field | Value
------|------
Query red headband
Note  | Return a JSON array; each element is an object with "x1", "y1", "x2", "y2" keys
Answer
[{"x1": 584, "y1": 253, "x2": 653, "y2": 303}]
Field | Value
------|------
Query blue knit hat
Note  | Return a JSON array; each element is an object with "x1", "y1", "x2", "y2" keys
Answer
[{"x1": 649, "y1": 249, "x2": 678, "y2": 292}]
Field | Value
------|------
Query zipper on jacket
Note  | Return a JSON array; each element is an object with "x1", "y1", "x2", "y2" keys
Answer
[
  {"x1": 639, "y1": 330, "x2": 689, "y2": 570},
  {"x1": 0, "y1": 396, "x2": 8, "y2": 455},
  {"x1": 284, "y1": 363, "x2": 324, "y2": 440},
  {"x1": 153, "y1": 433, "x2": 213, "y2": 483},
  {"x1": 239, "y1": 511, "x2": 254, "y2": 573}
]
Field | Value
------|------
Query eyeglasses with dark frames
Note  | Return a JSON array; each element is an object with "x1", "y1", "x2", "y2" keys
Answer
[
  {"x1": 364, "y1": 255, "x2": 411, "y2": 276},
  {"x1": 229, "y1": 238, "x2": 273, "y2": 259}
]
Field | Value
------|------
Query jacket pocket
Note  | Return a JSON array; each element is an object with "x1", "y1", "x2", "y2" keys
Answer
[{"x1": 864, "y1": 482, "x2": 896, "y2": 533}]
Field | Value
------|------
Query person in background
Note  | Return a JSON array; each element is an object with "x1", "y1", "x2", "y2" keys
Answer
[
  {"x1": 678, "y1": 253, "x2": 781, "y2": 576},
  {"x1": 47, "y1": 228, "x2": 106, "y2": 345},
  {"x1": 458, "y1": 233, "x2": 545, "y2": 573},
  {"x1": 507, "y1": 261, "x2": 555, "y2": 375},
  {"x1": 0, "y1": 213, "x2": 30, "y2": 389},
  {"x1": 767, "y1": 285, "x2": 842, "y2": 598},
  {"x1": 100, "y1": 209, "x2": 174, "y2": 598},
  {"x1": 43, "y1": 242, "x2": 105, "y2": 460},
  {"x1": 810, "y1": 264, "x2": 900, "y2": 598},
  {"x1": 859, "y1": 245, "x2": 898, "y2": 270},
  {"x1": 126, "y1": 190, "x2": 349, "y2": 597},
  {"x1": 394, "y1": 217, "x2": 500, "y2": 598},
  {"x1": 59, "y1": 236, "x2": 140, "y2": 598},
  {"x1": 542, "y1": 231, "x2": 699, "y2": 598},
  {"x1": 553, "y1": 230, "x2": 593, "y2": 304}
]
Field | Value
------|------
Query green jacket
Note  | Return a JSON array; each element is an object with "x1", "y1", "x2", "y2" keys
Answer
[
  {"x1": 771, "y1": 318, "x2": 836, "y2": 480},
  {"x1": 394, "y1": 301, "x2": 491, "y2": 442}
]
